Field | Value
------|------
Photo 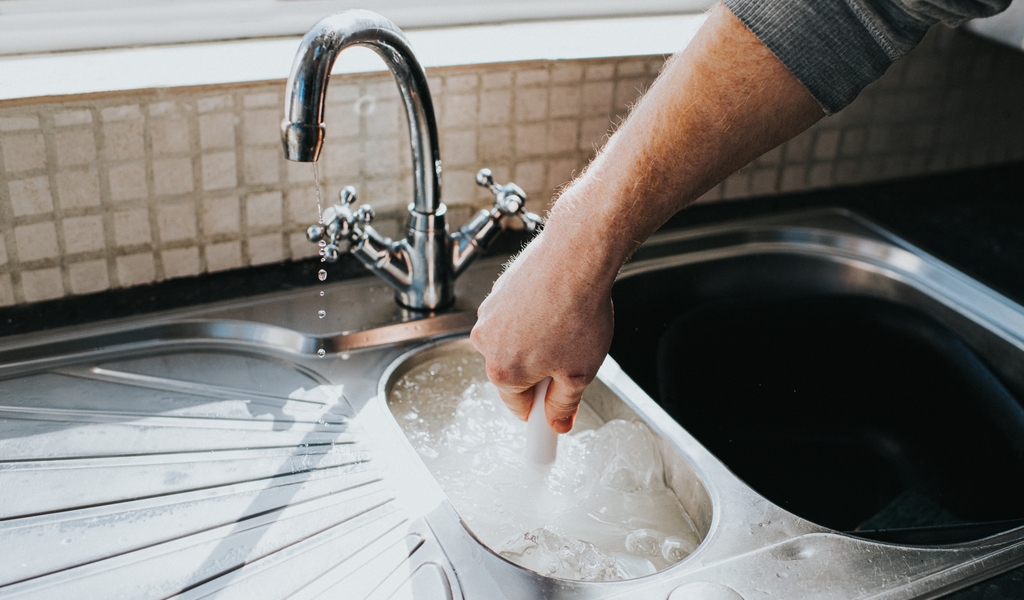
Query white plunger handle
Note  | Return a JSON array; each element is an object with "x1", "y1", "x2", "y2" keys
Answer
[{"x1": 525, "y1": 377, "x2": 557, "y2": 464}]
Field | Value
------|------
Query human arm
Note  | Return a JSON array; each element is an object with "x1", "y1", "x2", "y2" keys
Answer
[
  {"x1": 470, "y1": 3, "x2": 824, "y2": 432},
  {"x1": 470, "y1": 0, "x2": 1013, "y2": 433}
]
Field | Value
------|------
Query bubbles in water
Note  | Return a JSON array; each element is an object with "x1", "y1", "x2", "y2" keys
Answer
[
  {"x1": 318, "y1": 269, "x2": 327, "y2": 281},
  {"x1": 390, "y1": 349, "x2": 701, "y2": 582},
  {"x1": 318, "y1": 310, "x2": 326, "y2": 319},
  {"x1": 316, "y1": 349, "x2": 326, "y2": 358}
]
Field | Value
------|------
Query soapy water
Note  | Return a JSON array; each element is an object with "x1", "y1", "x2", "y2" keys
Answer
[{"x1": 390, "y1": 349, "x2": 701, "y2": 581}]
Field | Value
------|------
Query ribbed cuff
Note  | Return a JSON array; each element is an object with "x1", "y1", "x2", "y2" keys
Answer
[{"x1": 723, "y1": 0, "x2": 896, "y2": 115}]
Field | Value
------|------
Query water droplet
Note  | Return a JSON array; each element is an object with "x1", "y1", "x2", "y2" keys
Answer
[
  {"x1": 319, "y1": 239, "x2": 326, "y2": 247},
  {"x1": 319, "y1": 290, "x2": 325, "y2": 297},
  {"x1": 317, "y1": 348, "x2": 326, "y2": 358},
  {"x1": 318, "y1": 310, "x2": 326, "y2": 319},
  {"x1": 318, "y1": 269, "x2": 327, "y2": 281},
  {"x1": 341, "y1": 352, "x2": 350, "y2": 360}
]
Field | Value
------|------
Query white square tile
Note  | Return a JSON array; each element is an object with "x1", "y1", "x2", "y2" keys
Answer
[
  {"x1": 57, "y1": 165, "x2": 101, "y2": 207},
  {"x1": 442, "y1": 94, "x2": 479, "y2": 128},
  {"x1": 0, "y1": 274, "x2": 14, "y2": 306},
  {"x1": 246, "y1": 233, "x2": 283, "y2": 266},
  {"x1": 152, "y1": 157, "x2": 194, "y2": 196},
  {"x1": 513, "y1": 162, "x2": 545, "y2": 194},
  {"x1": 116, "y1": 253, "x2": 155, "y2": 287},
  {"x1": 363, "y1": 138, "x2": 402, "y2": 177},
  {"x1": 113, "y1": 209, "x2": 152, "y2": 247},
  {"x1": 549, "y1": 86, "x2": 581, "y2": 119},
  {"x1": 54, "y1": 110, "x2": 92, "y2": 127},
  {"x1": 515, "y1": 88, "x2": 548, "y2": 123},
  {"x1": 617, "y1": 60, "x2": 647, "y2": 77},
  {"x1": 363, "y1": 99, "x2": 401, "y2": 138},
  {"x1": 15, "y1": 222, "x2": 59, "y2": 262},
  {"x1": 100, "y1": 105, "x2": 143, "y2": 122},
  {"x1": 243, "y1": 92, "x2": 279, "y2": 108},
  {"x1": 148, "y1": 101, "x2": 178, "y2": 117},
  {"x1": 243, "y1": 148, "x2": 280, "y2": 184},
  {"x1": 325, "y1": 141, "x2": 366, "y2": 179},
  {"x1": 157, "y1": 203, "x2": 197, "y2": 243},
  {"x1": 441, "y1": 169, "x2": 481, "y2": 205},
  {"x1": 202, "y1": 151, "x2": 238, "y2": 190},
  {"x1": 551, "y1": 63, "x2": 583, "y2": 84},
  {"x1": 103, "y1": 121, "x2": 145, "y2": 161},
  {"x1": 62, "y1": 215, "x2": 106, "y2": 254},
  {"x1": 445, "y1": 74, "x2": 479, "y2": 92},
  {"x1": 479, "y1": 126, "x2": 512, "y2": 162},
  {"x1": 480, "y1": 90, "x2": 512, "y2": 125},
  {"x1": 750, "y1": 168, "x2": 779, "y2": 196},
  {"x1": 546, "y1": 120, "x2": 578, "y2": 154},
  {"x1": 68, "y1": 259, "x2": 109, "y2": 295},
  {"x1": 2, "y1": 133, "x2": 46, "y2": 172},
  {"x1": 107, "y1": 162, "x2": 148, "y2": 201},
  {"x1": 0, "y1": 116, "x2": 40, "y2": 131},
  {"x1": 161, "y1": 246, "x2": 201, "y2": 279},
  {"x1": 514, "y1": 123, "x2": 547, "y2": 157},
  {"x1": 246, "y1": 191, "x2": 283, "y2": 229},
  {"x1": 202, "y1": 195, "x2": 240, "y2": 235},
  {"x1": 286, "y1": 186, "x2": 320, "y2": 226},
  {"x1": 481, "y1": 71, "x2": 513, "y2": 89},
  {"x1": 722, "y1": 173, "x2": 751, "y2": 199},
  {"x1": 581, "y1": 82, "x2": 613, "y2": 117},
  {"x1": 199, "y1": 112, "x2": 236, "y2": 150},
  {"x1": 151, "y1": 118, "x2": 191, "y2": 156},
  {"x1": 55, "y1": 130, "x2": 97, "y2": 167},
  {"x1": 813, "y1": 130, "x2": 841, "y2": 161},
  {"x1": 441, "y1": 130, "x2": 477, "y2": 167},
  {"x1": 8, "y1": 176, "x2": 53, "y2": 216},
  {"x1": 242, "y1": 108, "x2": 280, "y2": 146},
  {"x1": 197, "y1": 94, "x2": 233, "y2": 113},
  {"x1": 205, "y1": 241, "x2": 243, "y2": 272},
  {"x1": 20, "y1": 267, "x2": 64, "y2": 302},
  {"x1": 515, "y1": 68, "x2": 549, "y2": 86},
  {"x1": 289, "y1": 232, "x2": 319, "y2": 260},
  {"x1": 585, "y1": 64, "x2": 615, "y2": 81}
]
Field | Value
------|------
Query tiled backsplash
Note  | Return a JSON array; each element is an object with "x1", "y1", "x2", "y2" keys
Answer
[{"x1": 0, "y1": 25, "x2": 1022, "y2": 306}]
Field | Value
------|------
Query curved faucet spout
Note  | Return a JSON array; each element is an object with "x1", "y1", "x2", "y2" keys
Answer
[{"x1": 281, "y1": 10, "x2": 442, "y2": 215}]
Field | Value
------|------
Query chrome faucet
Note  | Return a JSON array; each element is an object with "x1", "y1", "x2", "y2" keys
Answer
[{"x1": 282, "y1": 10, "x2": 542, "y2": 311}]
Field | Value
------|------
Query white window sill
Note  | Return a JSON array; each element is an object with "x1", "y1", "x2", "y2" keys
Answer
[{"x1": 0, "y1": 13, "x2": 706, "y2": 103}]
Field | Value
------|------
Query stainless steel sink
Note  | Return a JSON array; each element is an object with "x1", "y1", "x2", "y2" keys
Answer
[{"x1": 1, "y1": 209, "x2": 1023, "y2": 599}]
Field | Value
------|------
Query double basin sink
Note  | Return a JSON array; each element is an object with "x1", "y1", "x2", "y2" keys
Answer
[{"x1": 0, "y1": 210, "x2": 1022, "y2": 598}]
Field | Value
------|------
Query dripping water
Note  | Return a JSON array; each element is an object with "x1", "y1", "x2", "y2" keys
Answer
[{"x1": 313, "y1": 162, "x2": 327, "y2": 357}]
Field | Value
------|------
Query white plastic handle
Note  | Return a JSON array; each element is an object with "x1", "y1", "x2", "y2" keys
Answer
[{"x1": 524, "y1": 377, "x2": 558, "y2": 464}]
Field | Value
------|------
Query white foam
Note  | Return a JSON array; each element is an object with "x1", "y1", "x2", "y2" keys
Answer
[{"x1": 389, "y1": 348, "x2": 701, "y2": 581}]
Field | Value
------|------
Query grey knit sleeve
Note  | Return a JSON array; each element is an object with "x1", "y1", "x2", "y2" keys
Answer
[{"x1": 722, "y1": 0, "x2": 1012, "y2": 114}]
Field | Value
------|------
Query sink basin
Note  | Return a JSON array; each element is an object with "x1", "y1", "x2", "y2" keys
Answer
[
  {"x1": 611, "y1": 221, "x2": 1024, "y2": 543},
  {"x1": 1, "y1": 209, "x2": 1023, "y2": 598}
]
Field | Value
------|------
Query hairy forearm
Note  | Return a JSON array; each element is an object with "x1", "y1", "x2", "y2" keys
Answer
[
  {"x1": 471, "y1": 3, "x2": 826, "y2": 432},
  {"x1": 543, "y1": 4, "x2": 824, "y2": 290}
]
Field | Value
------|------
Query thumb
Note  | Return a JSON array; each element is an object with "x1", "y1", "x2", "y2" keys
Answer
[
  {"x1": 544, "y1": 377, "x2": 584, "y2": 434},
  {"x1": 496, "y1": 386, "x2": 535, "y2": 422}
]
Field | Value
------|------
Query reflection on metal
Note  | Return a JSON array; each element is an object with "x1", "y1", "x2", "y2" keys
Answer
[
  {"x1": 284, "y1": 11, "x2": 542, "y2": 310},
  {"x1": 1, "y1": 209, "x2": 1023, "y2": 598}
]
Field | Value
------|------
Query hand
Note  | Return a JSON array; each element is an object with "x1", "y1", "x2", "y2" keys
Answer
[{"x1": 470, "y1": 228, "x2": 615, "y2": 434}]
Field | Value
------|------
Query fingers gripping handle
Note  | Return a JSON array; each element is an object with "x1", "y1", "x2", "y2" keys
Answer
[{"x1": 525, "y1": 377, "x2": 558, "y2": 464}]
